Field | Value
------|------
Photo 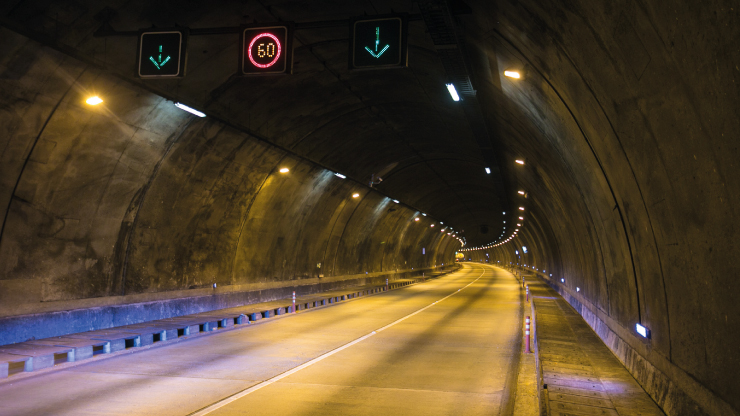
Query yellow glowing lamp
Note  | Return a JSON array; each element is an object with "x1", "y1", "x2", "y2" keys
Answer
[
  {"x1": 86, "y1": 96, "x2": 103, "y2": 105},
  {"x1": 504, "y1": 70, "x2": 521, "y2": 79}
]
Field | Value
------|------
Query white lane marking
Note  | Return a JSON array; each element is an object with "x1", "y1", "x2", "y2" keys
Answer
[{"x1": 188, "y1": 266, "x2": 487, "y2": 416}]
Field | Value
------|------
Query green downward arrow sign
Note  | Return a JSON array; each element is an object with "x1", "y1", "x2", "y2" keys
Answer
[
  {"x1": 149, "y1": 45, "x2": 172, "y2": 70},
  {"x1": 364, "y1": 27, "x2": 390, "y2": 58}
]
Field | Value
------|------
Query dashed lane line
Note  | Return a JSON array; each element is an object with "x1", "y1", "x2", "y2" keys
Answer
[{"x1": 187, "y1": 265, "x2": 489, "y2": 416}]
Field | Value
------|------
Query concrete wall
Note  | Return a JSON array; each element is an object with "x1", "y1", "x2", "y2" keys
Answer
[
  {"x1": 457, "y1": 1, "x2": 739, "y2": 415},
  {"x1": 0, "y1": 29, "x2": 458, "y2": 325}
]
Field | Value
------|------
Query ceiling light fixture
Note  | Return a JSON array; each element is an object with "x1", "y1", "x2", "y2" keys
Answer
[
  {"x1": 504, "y1": 70, "x2": 521, "y2": 79},
  {"x1": 86, "y1": 96, "x2": 103, "y2": 105},
  {"x1": 175, "y1": 102, "x2": 206, "y2": 117},
  {"x1": 446, "y1": 83, "x2": 460, "y2": 101}
]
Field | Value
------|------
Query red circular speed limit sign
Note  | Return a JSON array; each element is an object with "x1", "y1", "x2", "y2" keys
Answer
[
  {"x1": 247, "y1": 32, "x2": 282, "y2": 68},
  {"x1": 240, "y1": 25, "x2": 292, "y2": 75}
]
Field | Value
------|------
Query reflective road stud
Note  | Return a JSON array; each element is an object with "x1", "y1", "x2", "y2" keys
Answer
[{"x1": 525, "y1": 316, "x2": 531, "y2": 353}]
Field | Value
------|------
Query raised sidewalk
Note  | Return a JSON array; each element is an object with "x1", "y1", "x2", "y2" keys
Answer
[{"x1": 526, "y1": 274, "x2": 665, "y2": 416}]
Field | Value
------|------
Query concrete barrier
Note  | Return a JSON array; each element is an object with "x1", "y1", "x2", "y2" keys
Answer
[
  {"x1": 0, "y1": 264, "x2": 462, "y2": 381},
  {"x1": 0, "y1": 265, "x2": 459, "y2": 347}
]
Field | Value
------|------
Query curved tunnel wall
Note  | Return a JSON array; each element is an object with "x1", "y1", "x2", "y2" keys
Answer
[
  {"x1": 461, "y1": 1, "x2": 740, "y2": 414},
  {"x1": 0, "y1": 31, "x2": 458, "y2": 324}
]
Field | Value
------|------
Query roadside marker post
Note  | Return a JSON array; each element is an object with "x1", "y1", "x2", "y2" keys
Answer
[{"x1": 525, "y1": 316, "x2": 532, "y2": 353}]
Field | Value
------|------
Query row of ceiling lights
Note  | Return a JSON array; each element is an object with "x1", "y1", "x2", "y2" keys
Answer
[
  {"x1": 461, "y1": 157, "x2": 528, "y2": 252},
  {"x1": 459, "y1": 69, "x2": 527, "y2": 253},
  {"x1": 476, "y1": 70, "x2": 652, "y2": 341},
  {"x1": 86, "y1": 93, "x2": 207, "y2": 118},
  {"x1": 87, "y1": 85, "x2": 467, "y2": 247},
  {"x1": 446, "y1": 69, "x2": 522, "y2": 102},
  {"x1": 276, "y1": 166, "x2": 464, "y2": 246}
]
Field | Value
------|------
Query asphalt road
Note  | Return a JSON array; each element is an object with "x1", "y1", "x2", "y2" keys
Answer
[{"x1": 0, "y1": 263, "x2": 523, "y2": 416}]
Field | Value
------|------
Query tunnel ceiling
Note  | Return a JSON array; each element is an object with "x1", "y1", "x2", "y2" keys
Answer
[{"x1": 0, "y1": 0, "x2": 553, "y2": 247}]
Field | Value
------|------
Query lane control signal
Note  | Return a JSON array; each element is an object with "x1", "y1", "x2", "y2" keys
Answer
[
  {"x1": 138, "y1": 29, "x2": 188, "y2": 78},
  {"x1": 349, "y1": 14, "x2": 408, "y2": 70}
]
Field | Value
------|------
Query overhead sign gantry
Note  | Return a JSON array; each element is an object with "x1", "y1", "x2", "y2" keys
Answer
[{"x1": 122, "y1": 15, "x2": 412, "y2": 78}]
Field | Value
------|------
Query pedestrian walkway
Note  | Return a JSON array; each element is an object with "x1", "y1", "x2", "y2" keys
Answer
[{"x1": 527, "y1": 277, "x2": 665, "y2": 416}]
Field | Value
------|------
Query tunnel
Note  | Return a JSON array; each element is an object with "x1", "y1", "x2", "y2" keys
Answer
[{"x1": 0, "y1": 1, "x2": 737, "y2": 415}]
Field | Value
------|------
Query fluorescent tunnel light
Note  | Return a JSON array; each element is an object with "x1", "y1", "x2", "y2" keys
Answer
[
  {"x1": 175, "y1": 103, "x2": 206, "y2": 117},
  {"x1": 446, "y1": 83, "x2": 460, "y2": 102}
]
